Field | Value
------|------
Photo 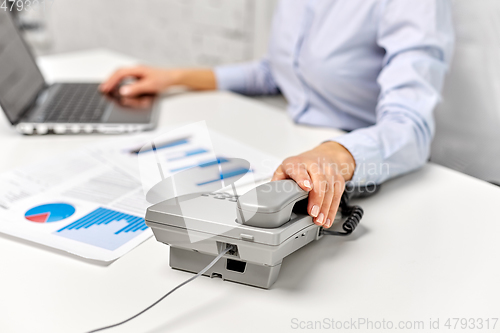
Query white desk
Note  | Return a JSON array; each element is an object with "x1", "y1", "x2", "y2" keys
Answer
[{"x1": 1, "y1": 50, "x2": 500, "y2": 333}]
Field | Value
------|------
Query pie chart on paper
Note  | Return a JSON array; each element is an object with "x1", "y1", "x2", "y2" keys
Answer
[{"x1": 25, "y1": 203, "x2": 76, "y2": 223}]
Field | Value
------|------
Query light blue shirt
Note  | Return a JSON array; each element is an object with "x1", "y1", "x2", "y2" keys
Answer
[{"x1": 215, "y1": 0, "x2": 454, "y2": 185}]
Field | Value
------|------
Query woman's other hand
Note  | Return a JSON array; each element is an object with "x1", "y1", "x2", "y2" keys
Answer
[{"x1": 99, "y1": 66, "x2": 216, "y2": 97}]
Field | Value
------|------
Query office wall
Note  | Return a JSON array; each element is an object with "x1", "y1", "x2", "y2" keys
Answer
[
  {"x1": 431, "y1": 0, "x2": 500, "y2": 183},
  {"x1": 28, "y1": 0, "x2": 278, "y2": 66}
]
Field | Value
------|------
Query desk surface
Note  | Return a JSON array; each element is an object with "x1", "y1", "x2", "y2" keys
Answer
[{"x1": 1, "y1": 50, "x2": 499, "y2": 333}]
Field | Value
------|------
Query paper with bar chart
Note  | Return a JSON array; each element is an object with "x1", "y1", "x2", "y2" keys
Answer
[
  {"x1": 88, "y1": 122, "x2": 281, "y2": 199},
  {"x1": 0, "y1": 123, "x2": 280, "y2": 262},
  {"x1": 0, "y1": 149, "x2": 151, "y2": 262}
]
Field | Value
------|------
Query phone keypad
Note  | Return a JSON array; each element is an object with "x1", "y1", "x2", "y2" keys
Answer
[{"x1": 202, "y1": 192, "x2": 239, "y2": 201}]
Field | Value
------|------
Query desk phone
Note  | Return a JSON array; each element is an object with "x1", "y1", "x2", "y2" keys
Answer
[{"x1": 146, "y1": 179, "x2": 374, "y2": 289}]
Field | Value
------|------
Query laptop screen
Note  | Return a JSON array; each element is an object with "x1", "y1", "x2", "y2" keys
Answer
[{"x1": 0, "y1": 12, "x2": 45, "y2": 124}]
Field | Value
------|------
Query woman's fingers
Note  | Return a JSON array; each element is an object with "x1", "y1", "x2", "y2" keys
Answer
[
  {"x1": 271, "y1": 153, "x2": 349, "y2": 226},
  {"x1": 315, "y1": 174, "x2": 335, "y2": 226},
  {"x1": 271, "y1": 160, "x2": 313, "y2": 192},
  {"x1": 307, "y1": 173, "x2": 327, "y2": 224},
  {"x1": 283, "y1": 158, "x2": 314, "y2": 192},
  {"x1": 325, "y1": 176, "x2": 345, "y2": 228},
  {"x1": 270, "y1": 142, "x2": 355, "y2": 226},
  {"x1": 271, "y1": 165, "x2": 286, "y2": 181},
  {"x1": 119, "y1": 80, "x2": 157, "y2": 97},
  {"x1": 99, "y1": 67, "x2": 146, "y2": 93}
]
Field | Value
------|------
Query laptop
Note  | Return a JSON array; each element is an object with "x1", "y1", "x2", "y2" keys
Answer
[{"x1": 0, "y1": 12, "x2": 159, "y2": 135}]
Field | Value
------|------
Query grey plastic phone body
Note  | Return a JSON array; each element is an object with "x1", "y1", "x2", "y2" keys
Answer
[{"x1": 145, "y1": 180, "x2": 339, "y2": 289}]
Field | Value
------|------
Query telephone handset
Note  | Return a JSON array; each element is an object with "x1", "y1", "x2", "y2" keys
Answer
[
  {"x1": 236, "y1": 180, "x2": 308, "y2": 228},
  {"x1": 236, "y1": 179, "x2": 378, "y2": 235}
]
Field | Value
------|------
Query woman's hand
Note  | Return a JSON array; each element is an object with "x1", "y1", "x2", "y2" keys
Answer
[
  {"x1": 99, "y1": 66, "x2": 216, "y2": 97},
  {"x1": 271, "y1": 141, "x2": 355, "y2": 229}
]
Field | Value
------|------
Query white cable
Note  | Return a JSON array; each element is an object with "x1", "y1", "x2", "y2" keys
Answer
[{"x1": 87, "y1": 247, "x2": 231, "y2": 333}]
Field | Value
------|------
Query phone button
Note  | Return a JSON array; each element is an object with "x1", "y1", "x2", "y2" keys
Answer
[{"x1": 240, "y1": 234, "x2": 254, "y2": 242}]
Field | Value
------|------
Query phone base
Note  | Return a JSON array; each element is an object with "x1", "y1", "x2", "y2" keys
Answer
[{"x1": 170, "y1": 247, "x2": 282, "y2": 289}]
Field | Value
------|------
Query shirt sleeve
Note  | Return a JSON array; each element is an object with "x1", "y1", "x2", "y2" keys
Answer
[
  {"x1": 331, "y1": 0, "x2": 455, "y2": 185},
  {"x1": 214, "y1": 58, "x2": 280, "y2": 96}
]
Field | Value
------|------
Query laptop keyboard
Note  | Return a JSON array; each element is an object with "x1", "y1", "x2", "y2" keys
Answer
[{"x1": 35, "y1": 83, "x2": 109, "y2": 123}]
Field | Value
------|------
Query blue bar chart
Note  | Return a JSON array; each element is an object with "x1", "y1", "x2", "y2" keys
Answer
[
  {"x1": 55, "y1": 207, "x2": 148, "y2": 251},
  {"x1": 167, "y1": 148, "x2": 208, "y2": 161},
  {"x1": 169, "y1": 157, "x2": 229, "y2": 173},
  {"x1": 196, "y1": 167, "x2": 252, "y2": 186},
  {"x1": 133, "y1": 131, "x2": 253, "y2": 192},
  {"x1": 131, "y1": 137, "x2": 189, "y2": 154}
]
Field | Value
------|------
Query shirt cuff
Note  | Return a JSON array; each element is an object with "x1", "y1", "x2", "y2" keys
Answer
[
  {"x1": 214, "y1": 64, "x2": 248, "y2": 93},
  {"x1": 330, "y1": 132, "x2": 385, "y2": 186}
]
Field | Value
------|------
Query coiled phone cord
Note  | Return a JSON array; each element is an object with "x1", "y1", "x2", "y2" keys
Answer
[{"x1": 321, "y1": 193, "x2": 364, "y2": 236}]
